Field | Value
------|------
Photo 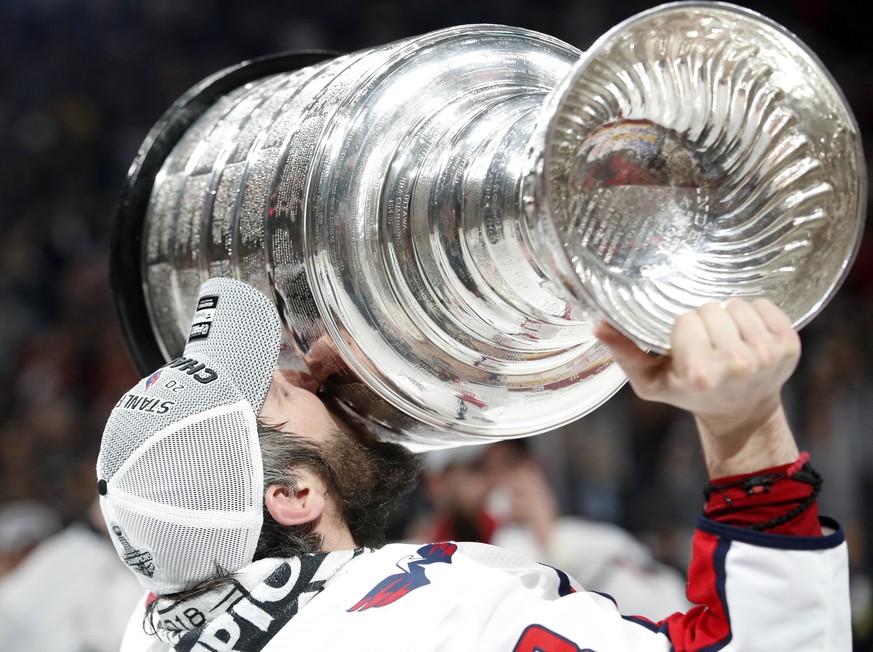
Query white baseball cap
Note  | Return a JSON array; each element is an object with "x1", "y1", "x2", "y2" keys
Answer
[{"x1": 96, "y1": 277, "x2": 281, "y2": 594}]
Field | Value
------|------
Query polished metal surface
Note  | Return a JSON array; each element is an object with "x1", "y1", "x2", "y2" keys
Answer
[
  {"x1": 124, "y1": 3, "x2": 865, "y2": 450},
  {"x1": 524, "y1": 2, "x2": 866, "y2": 352}
]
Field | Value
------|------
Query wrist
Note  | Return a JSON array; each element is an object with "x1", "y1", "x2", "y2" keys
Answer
[{"x1": 696, "y1": 402, "x2": 799, "y2": 479}]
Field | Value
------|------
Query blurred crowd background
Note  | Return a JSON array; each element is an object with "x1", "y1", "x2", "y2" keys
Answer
[{"x1": 1, "y1": 0, "x2": 872, "y2": 649}]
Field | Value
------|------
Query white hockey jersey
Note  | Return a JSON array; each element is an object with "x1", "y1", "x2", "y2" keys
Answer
[{"x1": 121, "y1": 516, "x2": 850, "y2": 651}]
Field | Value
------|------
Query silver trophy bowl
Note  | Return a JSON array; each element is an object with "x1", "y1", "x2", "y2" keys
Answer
[{"x1": 111, "y1": 2, "x2": 865, "y2": 451}]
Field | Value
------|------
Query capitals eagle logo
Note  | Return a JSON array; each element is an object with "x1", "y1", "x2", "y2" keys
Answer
[{"x1": 348, "y1": 542, "x2": 457, "y2": 612}]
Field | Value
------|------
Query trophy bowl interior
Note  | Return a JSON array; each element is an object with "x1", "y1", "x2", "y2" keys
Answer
[{"x1": 541, "y1": 2, "x2": 866, "y2": 353}]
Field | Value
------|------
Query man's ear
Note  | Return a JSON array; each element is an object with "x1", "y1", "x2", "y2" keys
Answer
[{"x1": 264, "y1": 480, "x2": 327, "y2": 526}]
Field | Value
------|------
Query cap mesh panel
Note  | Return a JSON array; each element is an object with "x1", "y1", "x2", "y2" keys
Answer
[
  {"x1": 98, "y1": 377, "x2": 242, "y2": 481},
  {"x1": 114, "y1": 409, "x2": 259, "y2": 513}
]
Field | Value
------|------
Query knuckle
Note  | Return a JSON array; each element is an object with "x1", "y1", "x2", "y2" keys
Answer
[
  {"x1": 755, "y1": 347, "x2": 777, "y2": 369},
  {"x1": 724, "y1": 347, "x2": 755, "y2": 376},
  {"x1": 696, "y1": 301, "x2": 723, "y2": 317},
  {"x1": 757, "y1": 333, "x2": 800, "y2": 368},
  {"x1": 784, "y1": 329, "x2": 802, "y2": 354},
  {"x1": 723, "y1": 297, "x2": 748, "y2": 312},
  {"x1": 688, "y1": 364, "x2": 716, "y2": 390}
]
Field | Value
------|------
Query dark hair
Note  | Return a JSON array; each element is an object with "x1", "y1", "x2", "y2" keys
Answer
[
  {"x1": 143, "y1": 417, "x2": 420, "y2": 630},
  {"x1": 253, "y1": 424, "x2": 328, "y2": 559}
]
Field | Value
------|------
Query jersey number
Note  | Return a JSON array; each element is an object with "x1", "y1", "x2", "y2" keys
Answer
[{"x1": 513, "y1": 624, "x2": 594, "y2": 652}]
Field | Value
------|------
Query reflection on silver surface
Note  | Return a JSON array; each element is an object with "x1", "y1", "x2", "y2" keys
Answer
[
  {"x1": 527, "y1": 3, "x2": 866, "y2": 352},
  {"x1": 126, "y1": 4, "x2": 864, "y2": 450}
]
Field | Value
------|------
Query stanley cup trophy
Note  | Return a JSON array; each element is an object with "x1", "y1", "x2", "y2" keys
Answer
[{"x1": 111, "y1": 3, "x2": 866, "y2": 451}]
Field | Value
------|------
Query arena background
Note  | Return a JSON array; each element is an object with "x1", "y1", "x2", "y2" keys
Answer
[{"x1": 1, "y1": 0, "x2": 871, "y2": 644}]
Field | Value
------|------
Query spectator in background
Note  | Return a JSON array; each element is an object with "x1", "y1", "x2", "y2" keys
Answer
[
  {"x1": 0, "y1": 498, "x2": 144, "y2": 652},
  {"x1": 0, "y1": 499, "x2": 62, "y2": 578},
  {"x1": 411, "y1": 439, "x2": 691, "y2": 620}
]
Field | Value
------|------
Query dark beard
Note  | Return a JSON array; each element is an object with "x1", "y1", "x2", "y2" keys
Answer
[
  {"x1": 255, "y1": 419, "x2": 421, "y2": 556},
  {"x1": 320, "y1": 428, "x2": 421, "y2": 548}
]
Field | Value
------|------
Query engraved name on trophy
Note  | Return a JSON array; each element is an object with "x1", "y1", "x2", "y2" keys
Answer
[{"x1": 112, "y1": 3, "x2": 865, "y2": 450}]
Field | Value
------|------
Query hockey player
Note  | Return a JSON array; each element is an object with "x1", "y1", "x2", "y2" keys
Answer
[{"x1": 97, "y1": 278, "x2": 849, "y2": 651}]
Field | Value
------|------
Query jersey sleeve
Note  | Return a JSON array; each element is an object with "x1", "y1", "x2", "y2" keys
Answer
[
  {"x1": 513, "y1": 458, "x2": 849, "y2": 651},
  {"x1": 484, "y1": 516, "x2": 849, "y2": 652},
  {"x1": 640, "y1": 516, "x2": 851, "y2": 651}
]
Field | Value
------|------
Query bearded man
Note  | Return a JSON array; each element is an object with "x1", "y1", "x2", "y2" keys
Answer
[{"x1": 97, "y1": 277, "x2": 848, "y2": 651}]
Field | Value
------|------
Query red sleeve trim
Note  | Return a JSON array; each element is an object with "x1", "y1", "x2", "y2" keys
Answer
[
  {"x1": 703, "y1": 452, "x2": 821, "y2": 536},
  {"x1": 625, "y1": 530, "x2": 732, "y2": 651}
]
